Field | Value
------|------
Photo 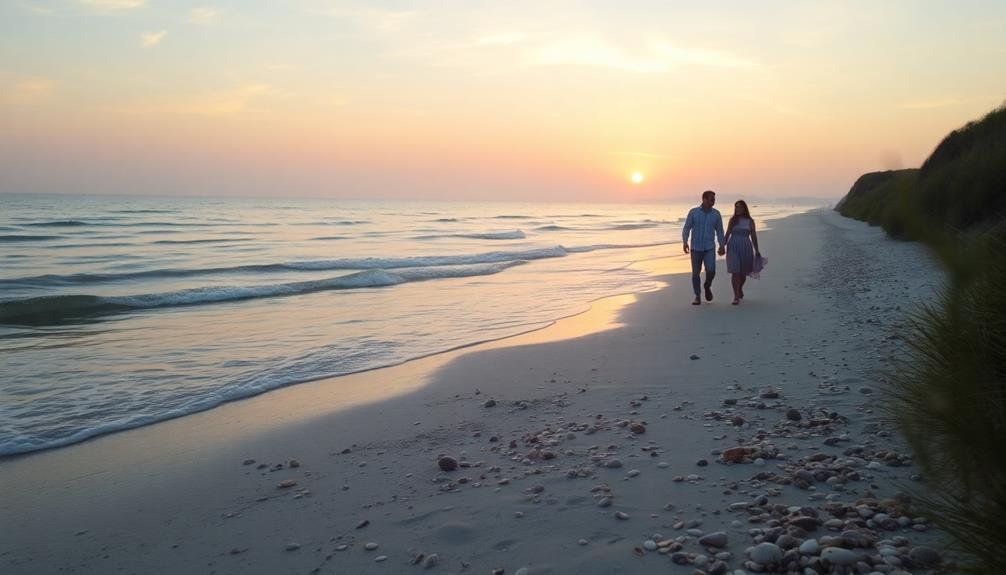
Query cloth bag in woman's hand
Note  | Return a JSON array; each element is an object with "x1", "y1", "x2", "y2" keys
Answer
[{"x1": 749, "y1": 255, "x2": 767, "y2": 279}]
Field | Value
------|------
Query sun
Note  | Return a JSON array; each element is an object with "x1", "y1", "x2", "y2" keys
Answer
[{"x1": 630, "y1": 172, "x2": 645, "y2": 184}]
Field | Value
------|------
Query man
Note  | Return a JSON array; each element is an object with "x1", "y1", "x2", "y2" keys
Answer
[{"x1": 682, "y1": 190, "x2": 726, "y2": 305}]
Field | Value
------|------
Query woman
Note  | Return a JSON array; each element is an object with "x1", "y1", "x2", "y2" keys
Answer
[{"x1": 724, "y1": 200, "x2": 761, "y2": 305}]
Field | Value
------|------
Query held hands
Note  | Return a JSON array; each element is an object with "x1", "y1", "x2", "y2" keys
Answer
[{"x1": 717, "y1": 246, "x2": 726, "y2": 256}]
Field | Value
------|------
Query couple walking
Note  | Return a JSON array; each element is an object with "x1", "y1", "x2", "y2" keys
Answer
[{"x1": 682, "y1": 190, "x2": 762, "y2": 306}]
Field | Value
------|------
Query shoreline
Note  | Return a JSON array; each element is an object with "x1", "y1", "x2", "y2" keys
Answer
[{"x1": 2, "y1": 208, "x2": 949, "y2": 574}]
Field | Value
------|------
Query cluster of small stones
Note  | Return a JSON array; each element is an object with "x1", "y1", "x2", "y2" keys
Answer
[{"x1": 428, "y1": 394, "x2": 665, "y2": 498}]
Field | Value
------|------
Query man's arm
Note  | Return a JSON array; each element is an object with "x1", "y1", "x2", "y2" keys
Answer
[
  {"x1": 682, "y1": 210, "x2": 693, "y2": 253},
  {"x1": 715, "y1": 213, "x2": 726, "y2": 255}
]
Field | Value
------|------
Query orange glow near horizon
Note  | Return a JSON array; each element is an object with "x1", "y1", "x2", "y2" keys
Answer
[{"x1": 1, "y1": 2, "x2": 1004, "y2": 200}]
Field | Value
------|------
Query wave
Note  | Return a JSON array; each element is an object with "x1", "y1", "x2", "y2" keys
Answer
[
  {"x1": 565, "y1": 240, "x2": 676, "y2": 253},
  {"x1": 0, "y1": 246, "x2": 569, "y2": 287},
  {"x1": 536, "y1": 225, "x2": 571, "y2": 231},
  {"x1": 22, "y1": 220, "x2": 89, "y2": 227},
  {"x1": 433, "y1": 218, "x2": 459, "y2": 222},
  {"x1": 416, "y1": 230, "x2": 526, "y2": 240},
  {"x1": 609, "y1": 223, "x2": 660, "y2": 230},
  {"x1": 151, "y1": 238, "x2": 252, "y2": 245},
  {"x1": 0, "y1": 262, "x2": 528, "y2": 325},
  {"x1": 493, "y1": 215, "x2": 532, "y2": 219},
  {"x1": 310, "y1": 235, "x2": 349, "y2": 241},
  {"x1": 0, "y1": 234, "x2": 63, "y2": 242}
]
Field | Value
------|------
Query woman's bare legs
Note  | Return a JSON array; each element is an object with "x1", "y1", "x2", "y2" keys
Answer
[
  {"x1": 731, "y1": 273, "x2": 742, "y2": 304},
  {"x1": 738, "y1": 275, "x2": 747, "y2": 299}
]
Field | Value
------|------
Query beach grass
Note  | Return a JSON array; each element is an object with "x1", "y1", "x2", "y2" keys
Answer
[{"x1": 838, "y1": 102, "x2": 1006, "y2": 572}]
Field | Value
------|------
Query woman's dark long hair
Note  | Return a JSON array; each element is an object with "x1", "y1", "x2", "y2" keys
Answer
[{"x1": 729, "y1": 200, "x2": 753, "y2": 229}]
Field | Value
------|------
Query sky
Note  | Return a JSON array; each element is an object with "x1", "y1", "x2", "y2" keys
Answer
[{"x1": 1, "y1": 1, "x2": 1004, "y2": 202}]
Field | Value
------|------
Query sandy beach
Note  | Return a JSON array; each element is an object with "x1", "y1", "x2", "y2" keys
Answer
[{"x1": 1, "y1": 208, "x2": 949, "y2": 575}]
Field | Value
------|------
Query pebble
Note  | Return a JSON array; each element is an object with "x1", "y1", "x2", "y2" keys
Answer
[
  {"x1": 578, "y1": 538, "x2": 589, "y2": 546},
  {"x1": 629, "y1": 422, "x2": 646, "y2": 434},
  {"x1": 627, "y1": 469, "x2": 640, "y2": 478},
  {"x1": 614, "y1": 511, "x2": 630, "y2": 520},
  {"x1": 605, "y1": 459, "x2": 623, "y2": 468},
  {"x1": 786, "y1": 409, "x2": 802, "y2": 421},
  {"x1": 515, "y1": 567, "x2": 531, "y2": 575},
  {"x1": 643, "y1": 540, "x2": 657, "y2": 551},
  {"x1": 285, "y1": 543, "x2": 300, "y2": 552},
  {"x1": 483, "y1": 399, "x2": 497, "y2": 408},
  {"x1": 821, "y1": 547, "x2": 858, "y2": 565},
  {"x1": 696, "y1": 459, "x2": 709, "y2": 467},
  {"x1": 798, "y1": 539, "x2": 820, "y2": 555},
  {"x1": 699, "y1": 531, "x2": 728, "y2": 548},
  {"x1": 364, "y1": 542, "x2": 379, "y2": 551},
  {"x1": 422, "y1": 553, "x2": 440, "y2": 569},
  {"x1": 690, "y1": 354, "x2": 701, "y2": 360},
  {"x1": 748, "y1": 542, "x2": 782, "y2": 564},
  {"x1": 375, "y1": 555, "x2": 387, "y2": 562},
  {"x1": 437, "y1": 456, "x2": 458, "y2": 472}
]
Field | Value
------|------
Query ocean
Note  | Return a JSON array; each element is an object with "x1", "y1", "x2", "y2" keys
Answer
[{"x1": 0, "y1": 194, "x2": 810, "y2": 456}]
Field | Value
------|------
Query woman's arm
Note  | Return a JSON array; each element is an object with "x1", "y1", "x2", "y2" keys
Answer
[
  {"x1": 724, "y1": 219, "x2": 734, "y2": 245},
  {"x1": 751, "y1": 220, "x2": 760, "y2": 255}
]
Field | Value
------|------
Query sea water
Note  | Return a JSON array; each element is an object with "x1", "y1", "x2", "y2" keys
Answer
[{"x1": 0, "y1": 194, "x2": 810, "y2": 455}]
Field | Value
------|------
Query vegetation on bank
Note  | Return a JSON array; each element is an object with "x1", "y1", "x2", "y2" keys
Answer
[{"x1": 836, "y1": 103, "x2": 1006, "y2": 573}]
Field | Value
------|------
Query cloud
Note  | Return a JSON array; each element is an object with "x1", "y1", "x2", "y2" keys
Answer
[
  {"x1": 531, "y1": 37, "x2": 757, "y2": 74},
  {"x1": 311, "y1": 6, "x2": 418, "y2": 32},
  {"x1": 80, "y1": 0, "x2": 146, "y2": 10},
  {"x1": 120, "y1": 84, "x2": 274, "y2": 116},
  {"x1": 140, "y1": 30, "x2": 166, "y2": 47},
  {"x1": 19, "y1": 2, "x2": 55, "y2": 14},
  {"x1": 7, "y1": 79, "x2": 53, "y2": 105},
  {"x1": 899, "y1": 98, "x2": 962, "y2": 110},
  {"x1": 189, "y1": 6, "x2": 219, "y2": 25},
  {"x1": 533, "y1": 38, "x2": 667, "y2": 73},
  {"x1": 654, "y1": 44, "x2": 758, "y2": 69},
  {"x1": 476, "y1": 32, "x2": 526, "y2": 46}
]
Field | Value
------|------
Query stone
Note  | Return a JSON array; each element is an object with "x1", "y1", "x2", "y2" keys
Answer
[
  {"x1": 821, "y1": 547, "x2": 858, "y2": 565},
  {"x1": 437, "y1": 456, "x2": 458, "y2": 472},
  {"x1": 799, "y1": 539, "x2": 820, "y2": 555},
  {"x1": 643, "y1": 540, "x2": 657, "y2": 551},
  {"x1": 629, "y1": 422, "x2": 646, "y2": 434},
  {"x1": 605, "y1": 459, "x2": 623, "y2": 468},
  {"x1": 483, "y1": 399, "x2": 497, "y2": 408},
  {"x1": 422, "y1": 553, "x2": 440, "y2": 569},
  {"x1": 690, "y1": 354, "x2": 701, "y2": 360},
  {"x1": 697, "y1": 459, "x2": 709, "y2": 467},
  {"x1": 615, "y1": 511, "x2": 630, "y2": 520},
  {"x1": 285, "y1": 543, "x2": 300, "y2": 551},
  {"x1": 277, "y1": 479, "x2": 297, "y2": 489},
  {"x1": 722, "y1": 447, "x2": 750, "y2": 463},
  {"x1": 749, "y1": 542, "x2": 782, "y2": 564},
  {"x1": 699, "y1": 531, "x2": 729, "y2": 548},
  {"x1": 789, "y1": 516, "x2": 820, "y2": 531},
  {"x1": 786, "y1": 409, "x2": 802, "y2": 421}
]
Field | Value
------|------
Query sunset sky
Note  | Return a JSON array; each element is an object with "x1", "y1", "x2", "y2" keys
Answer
[{"x1": 2, "y1": 1, "x2": 1004, "y2": 201}]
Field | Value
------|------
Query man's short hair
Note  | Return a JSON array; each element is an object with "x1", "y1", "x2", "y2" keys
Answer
[{"x1": 702, "y1": 190, "x2": 716, "y2": 200}]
